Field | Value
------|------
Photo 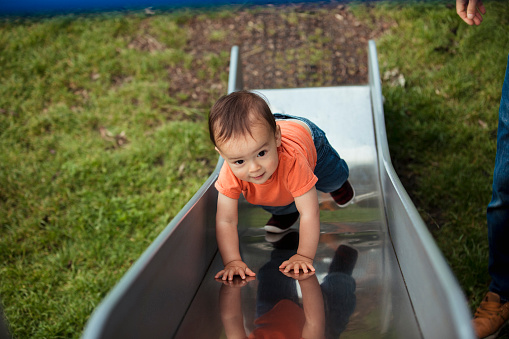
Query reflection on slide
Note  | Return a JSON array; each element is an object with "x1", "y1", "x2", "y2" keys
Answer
[{"x1": 218, "y1": 231, "x2": 357, "y2": 339}]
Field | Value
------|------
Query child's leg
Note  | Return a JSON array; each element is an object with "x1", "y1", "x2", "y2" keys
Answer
[
  {"x1": 261, "y1": 203, "x2": 299, "y2": 233},
  {"x1": 321, "y1": 245, "x2": 358, "y2": 338},
  {"x1": 314, "y1": 141, "x2": 349, "y2": 193},
  {"x1": 313, "y1": 132, "x2": 355, "y2": 207},
  {"x1": 256, "y1": 247, "x2": 300, "y2": 318}
]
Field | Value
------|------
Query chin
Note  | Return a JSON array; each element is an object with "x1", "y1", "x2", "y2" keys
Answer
[{"x1": 250, "y1": 175, "x2": 267, "y2": 184}]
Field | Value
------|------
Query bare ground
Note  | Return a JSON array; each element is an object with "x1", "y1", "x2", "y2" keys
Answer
[{"x1": 162, "y1": 3, "x2": 394, "y2": 110}]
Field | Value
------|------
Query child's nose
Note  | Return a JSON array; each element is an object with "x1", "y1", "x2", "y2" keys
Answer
[{"x1": 249, "y1": 160, "x2": 261, "y2": 172}]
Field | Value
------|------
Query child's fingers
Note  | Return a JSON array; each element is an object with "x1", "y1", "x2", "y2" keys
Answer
[
  {"x1": 285, "y1": 263, "x2": 297, "y2": 273},
  {"x1": 279, "y1": 260, "x2": 289, "y2": 269},
  {"x1": 281, "y1": 261, "x2": 316, "y2": 274},
  {"x1": 296, "y1": 263, "x2": 309, "y2": 273},
  {"x1": 230, "y1": 267, "x2": 243, "y2": 280},
  {"x1": 224, "y1": 271, "x2": 231, "y2": 281},
  {"x1": 221, "y1": 269, "x2": 233, "y2": 281},
  {"x1": 245, "y1": 267, "x2": 256, "y2": 277},
  {"x1": 228, "y1": 269, "x2": 237, "y2": 281},
  {"x1": 215, "y1": 269, "x2": 226, "y2": 279},
  {"x1": 307, "y1": 263, "x2": 316, "y2": 272},
  {"x1": 217, "y1": 265, "x2": 256, "y2": 281}
]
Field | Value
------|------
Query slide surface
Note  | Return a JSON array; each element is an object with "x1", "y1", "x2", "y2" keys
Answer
[{"x1": 82, "y1": 42, "x2": 474, "y2": 339}]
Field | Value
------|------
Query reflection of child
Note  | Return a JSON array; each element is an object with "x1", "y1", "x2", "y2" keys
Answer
[
  {"x1": 252, "y1": 276, "x2": 323, "y2": 339},
  {"x1": 210, "y1": 91, "x2": 354, "y2": 280},
  {"x1": 217, "y1": 232, "x2": 358, "y2": 339},
  {"x1": 218, "y1": 273, "x2": 323, "y2": 339},
  {"x1": 256, "y1": 234, "x2": 357, "y2": 339}
]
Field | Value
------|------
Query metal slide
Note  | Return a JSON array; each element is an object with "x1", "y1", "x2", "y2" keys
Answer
[{"x1": 82, "y1": 41, "x2": 475, "y2": 338}]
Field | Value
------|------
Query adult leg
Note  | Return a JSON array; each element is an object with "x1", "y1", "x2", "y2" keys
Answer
[
  {"x1": 487, "y1": 53, "x2": 509, "y2": 302},
  {"x1": 473, "y1": 54, "x2": 509, "y2": 339}
]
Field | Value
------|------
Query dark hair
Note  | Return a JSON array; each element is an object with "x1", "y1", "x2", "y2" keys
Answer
[{"x1": 209, "y1": 90, "x2": 276, "y2": 146}]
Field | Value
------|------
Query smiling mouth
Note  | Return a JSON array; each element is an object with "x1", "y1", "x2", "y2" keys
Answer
[{"x1": 252, "y1": 173, "x2": 265, "y2": 180}]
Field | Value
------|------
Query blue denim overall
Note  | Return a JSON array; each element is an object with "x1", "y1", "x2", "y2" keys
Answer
[{"x1": 259, "y1": 113, "x2": 349, "y2": 215}]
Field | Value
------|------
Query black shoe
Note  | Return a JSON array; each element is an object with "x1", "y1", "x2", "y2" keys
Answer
[
  {"x1": 264, "y1": 211, "x2": 300, "y2": 233},
  {"x1": 330, "y1": 180, "x2": 355, "y2": 208},
  {"x1": 329, "y1": 245, "x2": 358, "y2": 275}
]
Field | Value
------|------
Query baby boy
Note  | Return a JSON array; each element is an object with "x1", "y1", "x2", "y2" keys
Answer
[{"x1": 209, "y1": 91, "x2": 354, "y2": 280}]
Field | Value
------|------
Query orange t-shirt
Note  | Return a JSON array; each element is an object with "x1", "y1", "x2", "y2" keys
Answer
[
  {"x1": 215, "y1": 121, "x2": 317, "y2": 206},
  {"x1": 248, "y1": 299, "x2": 305, "y2": 339}
]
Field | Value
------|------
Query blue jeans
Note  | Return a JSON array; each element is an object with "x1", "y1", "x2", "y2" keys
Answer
[
  {"x1": 487, "y1": 53, "x2": 509, "y2": 302},
  {"x1": 260, "y1": 113, "x2": 350, "y2": 215}
]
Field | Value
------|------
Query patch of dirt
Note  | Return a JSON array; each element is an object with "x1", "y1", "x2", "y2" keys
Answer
[{"x1": 164, "y1": 2, "x2": 394, "y2": 109}]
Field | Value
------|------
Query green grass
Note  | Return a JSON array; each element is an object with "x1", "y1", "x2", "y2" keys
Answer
[
  {"x1": 1, "y1": 2, "x2": 509, "y2": 338},
  {"x1": 0, "y1": 11, "x2": 217, "y2": 338}
]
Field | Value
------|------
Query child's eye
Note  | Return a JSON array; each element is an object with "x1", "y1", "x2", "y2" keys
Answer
[
  {"x1": 234, "y1": 160, "x2": 244, "y2": 165},
  {"x1": 257, "y1": 150, "x2": 266, "y2": 157}
]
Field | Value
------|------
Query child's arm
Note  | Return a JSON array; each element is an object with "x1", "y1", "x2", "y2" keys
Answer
[
  {"x1": 280, "y1": 271, "x2": 325, "y2": 338},
  {"x1": 218, "y1": 283, "x2": 249, "y2": 339},
  {"x1": 214, "y1": 192, "x2": 256, "y2": 281},
  {"x1": 299, "y1": 274, "x2": 325, "y2": 339},
  {"x1": 279, "y1": 186, "x2": 320, "y2": 273}
]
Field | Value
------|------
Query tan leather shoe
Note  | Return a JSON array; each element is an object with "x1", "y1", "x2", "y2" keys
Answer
[{"x1": 472, "y1": 292, "x2": 509, "y2": 338}]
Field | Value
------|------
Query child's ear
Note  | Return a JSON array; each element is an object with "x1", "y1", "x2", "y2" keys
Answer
[
  {"x1": 275, "y1": 125, "x2": 282, "y2": 147},
  {"x1": 214, "y1": 146, "x2": 221, "y2": 154}
]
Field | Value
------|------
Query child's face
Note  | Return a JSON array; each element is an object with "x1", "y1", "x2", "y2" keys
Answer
[{"x1": 215, "y1": 121, "x2": 281, "y2": 184}]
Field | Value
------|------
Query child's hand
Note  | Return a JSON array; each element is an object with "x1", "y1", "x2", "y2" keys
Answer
[
  {"x1": 279, "y1": 254, "x2": 315, "y2": 274},
  {"x1": 215, "y1": 260, "x2": 256, "y2": 281}
]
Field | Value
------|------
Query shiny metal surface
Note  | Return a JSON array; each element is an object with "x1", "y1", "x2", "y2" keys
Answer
[
  {"x1": 82, "y1": 42, "x2": 474, "y2": 339},
  {"x1": 174, "y1": 76, "x2": 421, "y2": 338}
]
